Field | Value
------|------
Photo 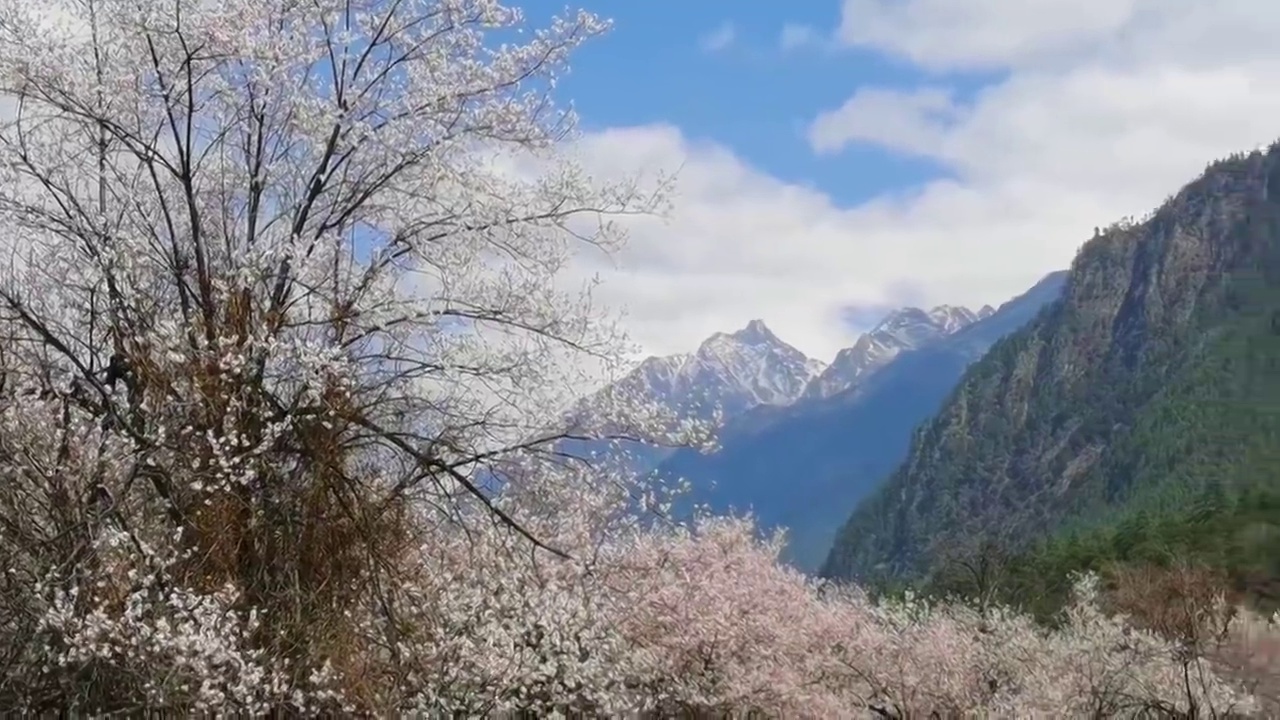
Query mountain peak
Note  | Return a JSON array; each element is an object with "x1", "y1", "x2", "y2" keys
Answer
[
  {"x1": 731, "y1": 318, "x2": 776, "y2": 344},
  {"x1": 875, "y1": 307, "x2": 929, "y2": 330},
  {"x1": 803, "y1": 303, "x2": 986, "y2": 400},
  {"x1": 572, "y1": 320, "x2": 825, "y2": 451},
  {"x1": 927, "y1": 305, "x2": 982, "y2": 333}
]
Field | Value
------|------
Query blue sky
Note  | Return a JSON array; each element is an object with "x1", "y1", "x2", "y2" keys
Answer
[
  {"x1": 553, "y1": 1, "x2": 967, "y2": 208},
  {"x1": 518, "y1": 0, "x2": 1280, "y2": 359}
]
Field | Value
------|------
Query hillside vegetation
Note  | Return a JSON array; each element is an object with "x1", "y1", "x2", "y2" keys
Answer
[{"x1": 824, "y1": 144, "x2": 1280, "y2": 603}]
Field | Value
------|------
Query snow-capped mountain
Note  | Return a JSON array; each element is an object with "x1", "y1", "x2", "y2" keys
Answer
[
  {"x1": 801, "y1": 305, "x2": 985, "y2": 400},
  {"x1": 590, "y1": 319, "x2": 825, "y2": 429},
  {"x1": 558, "y1": 319, "x2": 824, "y2": 473},
  {"x1": 571, "y1": 305, "x2": 990, "y2": 439},
  {"x1": 675, "y1": 319, "x2": 826, "y2": 416}
]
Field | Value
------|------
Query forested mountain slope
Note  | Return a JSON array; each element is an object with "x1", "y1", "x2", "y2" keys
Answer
[{"x1": 823, "y1": 143, "x2": 1280, "y2": 586}]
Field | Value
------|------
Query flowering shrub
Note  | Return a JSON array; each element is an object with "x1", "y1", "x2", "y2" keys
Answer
[{"x1": 0, "y1": 384, "x2": 1273, "y2": 715}]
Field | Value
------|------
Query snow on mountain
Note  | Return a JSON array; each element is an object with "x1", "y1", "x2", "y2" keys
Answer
[
  {"x1": 556, "y1": 303, "x2": 990, "y2": 481},
  {"x1": 801, "y1": 305, "x2": 984, "y2": 400},
  {"x1": 571, "y1": 306, "x2": 988, "y2": 438},
  {"x1": 552, "y1": 320, "x2": 824, "y2": 474},
  {"x1": 561, "y1": 318, "x2": 825, "y2": 457},
  {"x1": 602, "y1": 319, "x2": 826, "y2": 428}
]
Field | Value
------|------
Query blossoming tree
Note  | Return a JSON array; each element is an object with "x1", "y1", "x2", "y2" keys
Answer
[{"x1": 0, "y1": 0, "x2": 686, "y2": 710}]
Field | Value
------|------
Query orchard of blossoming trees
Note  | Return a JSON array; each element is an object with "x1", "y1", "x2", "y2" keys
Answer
[{"x1": 0, "y1": 0, "x2": 1274, "y2": 715}]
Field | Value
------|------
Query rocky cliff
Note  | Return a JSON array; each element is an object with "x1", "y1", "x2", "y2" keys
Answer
[{"x1": 823, "y1": 143, "x2": 1280, "y2": 585}]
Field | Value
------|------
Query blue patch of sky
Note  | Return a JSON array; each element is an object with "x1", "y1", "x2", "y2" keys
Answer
[{"x1": 523, "y1": 1, "x2": 1000, "y2": 208}]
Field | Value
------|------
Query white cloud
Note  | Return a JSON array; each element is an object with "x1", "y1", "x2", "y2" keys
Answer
[
  {"x1": 698, "y1": 21, "x2": 736, "y2": 53},
  {"x1": 835, "y1": 0, "x2": 1144, "y2": 71},
  {"x1": 547, "y1": 0, "x2": 1280, "y2": 363},
  {"x1": 808, "y1": 87, "x2": 958, "y2": 156},
  {"x1": 561, "y1": 124, "x2": 1089, "y2": 362},
  {"x1": 834, "y1": 0, "x2": 1280, "y2": 72}
]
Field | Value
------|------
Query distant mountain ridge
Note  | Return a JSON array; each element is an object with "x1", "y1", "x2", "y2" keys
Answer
[
  {"x1": 654, "y1": 318, "x2": 827, "y2": 417},
  {"x1": 557, "y1": 286, "x2": 1062, "y2": 574},
  {"x1": 648, "y1": 278, "x2": 1065, "y2": 571},
  {"x1": 558, "y1": 318, "x2": 825, "y2": 473},
  {"x1": 565, "y1": 301, "x2": 992, "y2": 469},
  {"x1": 566, "y1": 318, "x2": 823, "y2": 437},
  {"x1": 802, "y1": 305, "x2": 991, "y2": 400}
]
